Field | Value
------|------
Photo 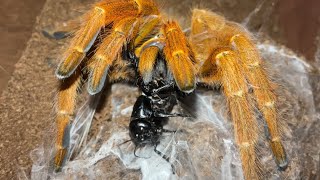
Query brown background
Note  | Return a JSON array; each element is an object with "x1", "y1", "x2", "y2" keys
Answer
[{"x1": 0, "y1": 0, "x2": 47, "y2": 94}]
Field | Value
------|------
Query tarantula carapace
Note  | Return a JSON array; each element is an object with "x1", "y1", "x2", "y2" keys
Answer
[{"x1": 54, "y1": 0, "x2": 288, "y2": 179}]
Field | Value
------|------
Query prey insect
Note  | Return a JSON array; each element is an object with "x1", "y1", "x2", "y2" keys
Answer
[
  {"x1": 129, "y1": 63, "x2": 188, "y2": 173},
  {"x1": 52, "y1": 0, "x2": 288, "y2": 179}
]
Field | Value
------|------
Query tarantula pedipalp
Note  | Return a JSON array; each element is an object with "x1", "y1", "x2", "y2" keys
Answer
[{"x1": 53, "y1": 0, "x2": 288, "y2": 179}]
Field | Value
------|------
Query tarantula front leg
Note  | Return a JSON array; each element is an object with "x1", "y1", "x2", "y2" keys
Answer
[
  {"x1": 162, "y1": 21, "x2": 197, "y2": 93},
  {"x1": 55, "y1": 0, "x2": 158, "y2": 80},
  {"x1": 53, "y1": 0, "x2": 161, "y2": 170},
  {"x1": 87, "y1": 17, "x2": 140, "y2": 94},
  {"x1": 55, "y1": 6, "x2": 106, "y2": 78},
  {"x1": 54, "y1": 72, "x2": 82, "y2": 171}
]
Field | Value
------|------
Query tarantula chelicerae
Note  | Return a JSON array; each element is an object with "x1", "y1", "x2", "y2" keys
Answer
[{"x1": 53, "y1": 0, "x2": 288, "y2": 179}]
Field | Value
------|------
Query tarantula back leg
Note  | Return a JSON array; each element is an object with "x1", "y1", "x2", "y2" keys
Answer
[
  {"x1": 191, "y1": 9, "x2": 288, "y2": 179},
  {"x1": 205, "y1": 48, "x2": 260, "y2": 179},
  {"x1": 231, "y1": 34, "x2": 288, "y2": 169},
  {"x1": 54, "y1": 72, "x2": 82, "y2": 171}
]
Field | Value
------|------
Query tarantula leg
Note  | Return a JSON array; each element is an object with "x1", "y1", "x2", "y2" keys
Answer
[
  {"x1": 97, "y1": 0, "x2": 159, "y2": 24},
  {"x1": 190, "y1": 9, "x2": 229, "y2": 62},
  {"x1": 134, "y1": 0, "x2": 159, "y2": 15},
  {"x1": 162, "y1": 21, "x2": 196, "y2": 93},
  {"x1": 87, "y1": 18, "x2": 140, "y2": 95},
  {"x1": 136, "y1": 35, "x2": 165, "y2": 84},
  {"x1": 56, "y1": 0, "x2": 159, "y2": 79},
  {"x1": 54, "y1": 71, "x2": 82, "y2": 171},
  {"x1": 134, "y1": 16, "x2": 163, "y2": 84},
  {"x1": 55, "y1": 7, "x2": 106, "y2": 79},
  {"x1": 134, "y1": 15, "x2": 161, "y2": 46},
  {"x1": 197, "y1": 50, "x2": 221, "y2": 85},
  {"x1": 203, "y1": 48, "x2": 260, "y2": 179},
  {"x1": 231, "y1": 34, "x2": 288, "y2": 169},
  {"x1": 138, "y1": 46, "x2": 160, "y2": 83}
]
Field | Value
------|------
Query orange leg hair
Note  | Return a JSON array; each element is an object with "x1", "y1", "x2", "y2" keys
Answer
[
  {"x1": 55, "y1": 6, "x2": 105, "y2": 78},
  {"x1": 136, "y1": 29, "x2": 165, "y2": 84},
  {"x1": 201, "y1": 49, "x2": 260, "y2": 179},
  {"x1": 53, "y1": 0, "x2": 286, "y2": 178},
  {"x1": 54, "y1": 72, "x2": 82, "y2": 170},
  {"x1": 54, "y1": 0, "x2": 162, "y2": 170},
  {"x1": 192, "y1": 9, "x2": 287, "y2": 179},
  {"x1": 87, "y1": 17, "x2": 140, "y2": 94},
  {"x1": 231, "y1": 34, "x2": 287, "y2": 169},
  {"x1": 55, "y1": 0, "x2": 160, "y2": 79},
  {"x1": 162, "y1": 21, "x2": 196, "y2": 93},
  {"x1": 138, "y1": 46, "x2": 160, "y2": 83}
]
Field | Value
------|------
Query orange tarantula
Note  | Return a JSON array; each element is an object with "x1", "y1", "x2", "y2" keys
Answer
[{"x1": 54, "y1": 0, "x2": 288, "y2": 179}]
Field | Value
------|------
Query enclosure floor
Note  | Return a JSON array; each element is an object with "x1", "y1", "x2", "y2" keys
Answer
[
  {"x1": 0, "y1": 0, "x2": 47, "y2": 179},
  {"x1": 0, "y1": 0, "x2": 46, "y2": 94}
]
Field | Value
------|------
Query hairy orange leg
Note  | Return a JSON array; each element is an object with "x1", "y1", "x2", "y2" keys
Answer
[
  {"x1": 231, "y1": 34, "x2": 288, "y2": 169},
  {"x1": 54, "y1": 72, "x2": 82, "y2": 171},
  {"x1": 134, "y1": 15, "x2": 161, "y2": 46},
  {"x1": 162, "y1": 21, "x2": 196, "y2": 93},
  {"x1": 191, "y1": 9, "x2": 268, "y2": 179},
  {"x1": 87, "y1": 18, "x2": 140, "y2": 94},
  {"x1": 134, "y1": 0, "x2": 159, "y2": 15},
  {"x1": 55, "y1": 0, "x2": 139, "y2": 78},
  {"x1": 136, "y1": 37, "x2": 165, "y2": 84},
  {"x1": 190, "y1": 9, "x2": 231, "y2": 60},
  {"x1": 85, "y1": 0, "x2": 161, "y2": 94},
  {"x1": 55, "y1": 6, "x2": 106, "y2": 78},
  {"x1": 54, "y1": 0, "x2": 161, "y2": 170},
  {"x1": 108, "y1": 59, "x2": 135, "y2": 82},
  {"x1": 200, "y1": 48, "x2": 260, "y2": 179},
  {"x1": 55, "y1": 0, "x2": 160, "y2": 79},
  {"x1": 138, "y1": 46, "x2": 159, "y2": 83},
  {"x1": 131, "y1": 14, "x2": 163, "y2": 84}
]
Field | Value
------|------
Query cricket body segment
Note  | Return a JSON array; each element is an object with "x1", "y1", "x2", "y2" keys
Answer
[{"x1": 53, "y1": 1, "x2": 288, "y2": 179}]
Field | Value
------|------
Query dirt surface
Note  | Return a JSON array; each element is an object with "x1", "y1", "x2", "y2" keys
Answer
[
  {"x1": 0, "y1": 0, "x2": 319, "y2": 180},
  {"x1": 0, "y1": 0, "x2": 47, "y2": 94}
]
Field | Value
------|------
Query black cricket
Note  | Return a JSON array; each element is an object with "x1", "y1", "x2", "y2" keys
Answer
[{"x1": 127, "y1": 53, "x2": 189, "y2": 173}]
